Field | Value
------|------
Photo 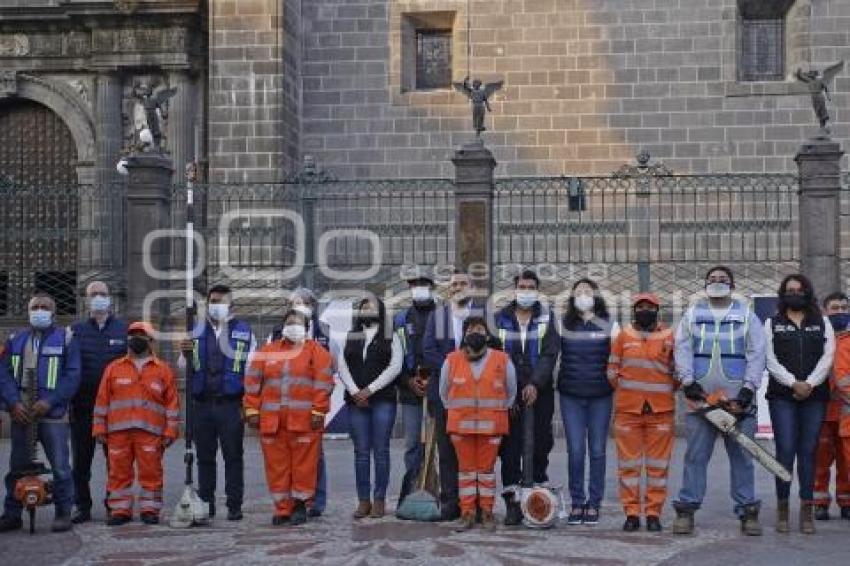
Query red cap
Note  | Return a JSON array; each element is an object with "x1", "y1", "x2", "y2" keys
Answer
[
  {"x1": 128, "y1": 321, "x2": 155, "y2": 338},
  {"x1": 632, "y1": 293, "x2": 661, "y2": 307}
]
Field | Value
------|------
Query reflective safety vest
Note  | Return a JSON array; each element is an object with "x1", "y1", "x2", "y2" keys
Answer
[
  {"x1": 190, "y1": 319, "x2": 252, "y2": 397},
  {"x1": 831, "y1": 333, "x2": 850, "y2": 437},
  {"x1": 445, "y1": 349, "x2": 510, "y2": 436},
  {"x1": 690, "y1": 299, "x2": 749, "y2": 397},
  {"x1": 93, "y1": 356, "x2": 180, "y2": 439},
  {"x1": 243, "y1": 339, "x2": 334, "y2": 434},
  {"x1": 608, "y1": 324, "x2": 676, "y2": 414}
]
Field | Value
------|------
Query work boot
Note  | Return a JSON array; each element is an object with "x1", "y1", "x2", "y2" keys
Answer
[
  {"x1": 646, "y1": 516, "x2": 662, "y2": 532},
  {"x1": 453, "y1": 512, "x2": 475, "y2": 532},
  {"x1": 740, "y1": 504, "x2": 762, "y2": 536},
  {"x1": 140, "y1": 512, "x2": 159, "y2": 525},
  {"x1": 271, "y1": 514, "x2": 290, "y2": 526},
  {"x1": 841, "y1": 507, "x2": 850, "y2": 520},
  {"x1": 0, "y1": 515, "x2": 22, "y2": 532},
  {"x1": 290, "y1": 500, "x2": 308, "y2": 526},
  {"x1": 71, "y1": 508, "x2": 91, "y2": 524},
  {"x1": 623, "y1": 515, "x2": 640, "y2": 532},
  {"x1": 440, "y1": 502, "x2": 461, "y2": 522},
  {"x1": 503, "y1": 494, "x2": 523, "y2": 526},
  {"x1": 353, "y1": 500, "x2": 371, "y2": 519},
  {"x1": 481, "y1": 510, "x2": 497, "y2": 532},
  {"x1": 814, "y1": 505, "x2": 829, "y2": 521},
  {"x1": 566, "y1": 506, "x2": 584, "y2": 525},
  {"x1": 671, "y1": 505, "x2": 695, "y2": 535},
  {"x1": 800, "y1": 502, "x2": 816, "y2": 534},
  {"x1": 106, "y1": 514, "x2": 131, "y2": 526},
  {"x1": 51, "y1": 510, "x2": 73, "y2": 533},
  {"x1": 227, "y1": 508, "x2": 243, "y2": 521},
  {"x1": 583, "y1": 506, "x2": 599, "y2": 525},
  {"x1": 307, "y1": 506, "x2": 322, "y2": 518},
  {"x1": 776, "y1": 499, "x2": 790, "y2": 533},
  {"x1": 370, "y1": 499, "x2": 386, "y2": 519}
]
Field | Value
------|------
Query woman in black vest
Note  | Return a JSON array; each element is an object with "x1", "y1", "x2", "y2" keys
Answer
[
  {"x1": 338, "y1": 296, "x2": 403, "y2": 519},
  {"x1": 765, "y1": 274, "x2": 835, "y2": 534}
]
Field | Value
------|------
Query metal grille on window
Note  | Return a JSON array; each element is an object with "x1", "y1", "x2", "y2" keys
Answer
[
  {"x1": 416, "y1": 30, "x2": 452, "y2": 90},
  {"x1": 739, "y1": 18, "x2": 785, "y2": 82}
]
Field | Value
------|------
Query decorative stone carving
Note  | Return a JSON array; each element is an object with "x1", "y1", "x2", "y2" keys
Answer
[
  {"x1": 114, "y1": 0, "x2": 140, "y2": 16},
  {"x1": 63, "y1": 32, "x2": 91, "y2": 57},
  {"x1": 0, "y1": 34, "x2": 30, "y2": 57},
  {"x1": 0, "y1": 71, "x2": 18, "y2": 96},
  {"x1": 67, "y1": 79, "x2": 91, "y2": 107}
]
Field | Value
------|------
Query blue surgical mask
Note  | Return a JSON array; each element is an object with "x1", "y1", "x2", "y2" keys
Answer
[
  {"x1": 90, "y1": 295, "x2": 111, "y2": 313},
  {"x1": 208, "y1": 303, "x2": 230, "y2": 322},
  {"x1": 516, "y1": 291, "x2": 538, "y2": 309},
  {"x1": 29, "y1": 310, "x2": 53, "y2": 329},
  {"x1": 829, "y1": 313, "x2": 850, "y2": 332}
]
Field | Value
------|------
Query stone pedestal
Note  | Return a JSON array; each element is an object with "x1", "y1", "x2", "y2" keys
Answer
[
  {"x1": 796, "y1": 137, "x2": 844, "y2": 297},
  {"x1": 452, "y1": 139, "x2": 497, "y2": 292},
  {"x1": 124, "y1": 153, "x2": 174, "y2": 323}
]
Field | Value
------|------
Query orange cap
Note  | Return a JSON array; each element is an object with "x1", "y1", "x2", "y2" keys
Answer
[
  {"x1": 128, "y1": 321, "x2": 155, "y2": 338},
  {"x1": 632, "y1": 292, "x2": 661, "y2": 307}
]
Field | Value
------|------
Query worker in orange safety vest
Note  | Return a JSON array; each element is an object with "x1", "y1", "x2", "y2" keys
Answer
[
  {"x1": 827, "y1": 298, "x2": 850, "y2": 521},
  {"x1": 93, "y1": 322, "x2": 179, "y2": 525},
  {"x1": 607, "y1": 293, "x2": 677, "y2": 533},
  {"x1": 439, "y1": 315, "x2": 517, "y2": 531},
  {"x1": 244, "y1": 308, "x2": 334, "y2": 526}
]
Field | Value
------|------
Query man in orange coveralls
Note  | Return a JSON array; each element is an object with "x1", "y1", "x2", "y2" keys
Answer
[
  {"x1": 244, "y1": 308, "x2": 334, "y2": 526},
  {"x1": 608, "y1": 293, "x2": 677, "y2": 533},
  {"x1": 828, "y1": 300, "x2": 850, "y2": 520},
  {"x1": 93, "y1": 322, "x2": 179, "y2": 525}
]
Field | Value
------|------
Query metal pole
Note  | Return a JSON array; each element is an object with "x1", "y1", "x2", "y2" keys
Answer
[
  {"x1": 467, "y1": 0, "x2": 471, "y2": 78},
  {"x1": 184, "y1": 163, "x2": 197, "y2": 486}
]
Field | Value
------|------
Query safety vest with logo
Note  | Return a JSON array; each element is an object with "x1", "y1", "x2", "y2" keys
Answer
[
  {"x1": 608, "y1": 324, "x2": 676, "y2": 414},
  {"x1": 4, "y1": 326, "x2": 78, "y2": 419},
  {"x1": 495, "y1": 305, "x2": 549, "y2": 370},
  {"x1": 243, "y1": 339, "x2": 334, "y2": 435},
  {"x1": 830, "y1": 332, "x2": 850, "y2": 437},
  {"x1": 93, "y1": 356, "x2": 180, "y2": 439},
  {"x1": 190, "y1": 319, "x2": 252, "y2": 397},
  {"x1": 444, "y1": 349, "x2": 510, "y2": 436},
  {"x1": 690, "y1": 298, "x2": 749, "y2": 398}
]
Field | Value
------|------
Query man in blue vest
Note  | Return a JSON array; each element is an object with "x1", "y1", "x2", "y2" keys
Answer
[
  {"x1": 179, "y1": 284, "x2": 255, "y2": 521},
  {"x1": 394, "y1": 268, "x2": 437, "y2": 504},
  {"x1": 69, "y1": 281, "x2": 128, "y2": 524},
  {"x1": 0, "y1": 292, "x2": 81, "y2": 532},
  {"x1": 671, "y1": 265, "x2": 767, "y2": 536},
  {"x1": 494, "y1": 270, "x2": 559, "y2": 525}
]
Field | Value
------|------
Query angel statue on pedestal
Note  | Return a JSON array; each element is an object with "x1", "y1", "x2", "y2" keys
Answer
[{"x1": 453, "y1": 76, "x2": 504, "y2": 137}]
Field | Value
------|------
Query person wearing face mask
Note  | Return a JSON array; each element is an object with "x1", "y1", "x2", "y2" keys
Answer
[
  {"x1": 93, "y1": 322, "x2": 179, "y2": 526},
  {"x1": 337, "y1": 297, "x2": 402, "y2": 519},
  {"x1": 830, "y1": 299, "x2": 850, "y2": 524},
  {"x1": 764, "y1": 274, "x2": 834, "y2": 534},
  {"x1": 813, "y1": 292, "x2": 850, "y2": 520},
  {"x1": 556, "y1": 278, "x2": 618, "y2": 526},
  {"x1": 494, "y1": 270, "x2": 558, "y2": 526},
  {"x1": 178, "y1": 284, "x2": 255, "y2": 522},
  {"x1": 244, "y1": 309, "x2": 334, "y2": 526},
  {"x1": 608, "y1": 294, "x2": 676, "y2": 532},
  {"x1": 672, "y1": 265, "x2": 766, "y2": 536},
  {"x1": 0, "y1": 292, "x2": 81, "y2": 533},
  {"x1": 423, "y1": 269, "x2": 486, "y2": 521},
  {"x1": 68, "y1": 281, "x2": 128, "y2": 524},
  {"x1": 393, "y1": 270, "x2": 437, "y2": 505},
  {"x1": 439, "y1": 316, "x2": 517, "y2": 531}
]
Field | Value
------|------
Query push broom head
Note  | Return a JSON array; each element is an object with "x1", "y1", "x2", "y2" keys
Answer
[{"x1": 169, "y1": 484, "x2": 211, "y2": 528}]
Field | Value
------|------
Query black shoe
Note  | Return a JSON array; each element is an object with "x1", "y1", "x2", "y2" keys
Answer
[
  {"x1": 290, "y1": 500, "x2": 307, "y2": 526},
  {"x1": 439, "y1": 503, "x2": 461, "y2": 522},
  {"x1": 503, "y1": 498, "x2": 523, "y2": 526},
  {"x1": 140, "y1": 513, "x2": 159, "y2": 525},
  {"x1": 841, "y1": 507, "x2": 850, "y2": 520},
  {"x1": 583, "y1": 506, "x2": 599, "y2": 525},
  {"x1": 272, "y1": 515, "x2": 290, "y2": 526},
  {"x1": 567, "y1": 506, "x2": 584, "y2": 525},
  {"x1": 623, "y1": 515, "x2": 640, "y2": 532},
  {"x1": 0, "y1": 515, "x2": 23, "y2": 532},
  {"x1": 227, "y1": 508, "x2": 243, "y2": 521},
  {"x1": 815, "y1": 505, "x2": 830, "y2": 521},
  {"x1": 52, "y1": 511, "x2": 73, "y2": 533},
  {"x1": 307, "y1": 507, "x2": 322, "y2": 518},
  {"x1": 107, "y1": 514, "x2": 131, "y2": 526},
  {"x1": 71, "y1": 509, "x2": 91, "y2": 524},
  {"x1": 646, "y1": 516, "x2": 662, "y2": 532}
]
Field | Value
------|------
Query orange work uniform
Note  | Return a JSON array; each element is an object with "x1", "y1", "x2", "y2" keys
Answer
[
  {"x1": 830, "y1": 332, "x2": 850, "y2": 505},
  {"x1": 442, "y1": 349, "x2": 513, "y2": 515},
  {"x1": 93, "y1": 355, "x2": 180, "y2": 517},
  {"x1": 608, "y1": 324, "x2": 676, "y2": 518},
  {"x1": 244, "y1": 339, "x2": 334, "y2": 518},
  {"x1": 814, "y1": 331, "x2": 850, "y2": 509}
]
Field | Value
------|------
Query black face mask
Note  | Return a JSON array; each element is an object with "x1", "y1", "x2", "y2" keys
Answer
[
  {"x1": 128, "y1": 336, "x2": 149, "y2": 355},
  {"x1": 464, "y1": 333, "x2": 487, "y2": 352},
  {"x1": 359, "y1": 313, "x2": 380, "y2": 326},
  {"x1": 783, "y1": 294, "x2": 808, "y2": 311},
  {"x1": 634, "y1": 310, "x2": 658, "y2": 329}
]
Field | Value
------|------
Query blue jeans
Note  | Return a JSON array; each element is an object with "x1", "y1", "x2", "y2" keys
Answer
[
  {"x1": 769, "y1": 397, "x2": 827, "y2": 501},
  {"x1": 399, "y1": 401, "x2": 424, "y2": 502},
  {"x1": 675, "y1": 411, "x2": 759, "y2": 516},
  {"x1": 560, "y1": 394, "x2": 612, "y2": 508},
  {"x1": 4, "y1": 421, "x2": 74, "y2": 518},
  {"x1": 349, "y1": 400, "x2": 397, "y2": 501},
  {"x1": 314, "y1": 448, "x2": 327, "y2": 512}
]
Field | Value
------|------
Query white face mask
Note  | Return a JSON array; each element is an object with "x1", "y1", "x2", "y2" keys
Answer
[
  {"x1": 208, "y1": 303, "x2": 230, "y2": 321},
  {"x1": 574, "y1": 294, "x2": 595, "y2": 313},
  {"x1": 411, "y1": 286, "x2": 431, "y2": 303},
  {"x1": 294, "y1": 304, "x2": 313, "y2": 319},
  {"x1": 706, "y1": 283, "x2": 732, "y2": 299},
  {"x1": 89, "y1": 295, "x2": 111, "y2": 313},
  {"x1": 516, "y1": 291, "x2": 537, "y2": 309},
  {"x1": 282, "y1": 324, "x2": 306, "y2": 343}
]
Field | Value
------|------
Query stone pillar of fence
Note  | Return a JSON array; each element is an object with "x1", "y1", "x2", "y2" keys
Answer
[
  {"x1": 124, "y1": 154, "x2": 174, "y2": 323},
  {"x1": 452, "y1": 140, "x2": 497, "y2": 292},
  {"x1": 796, "y1": 137, "x2": 844, "y2": 297}
]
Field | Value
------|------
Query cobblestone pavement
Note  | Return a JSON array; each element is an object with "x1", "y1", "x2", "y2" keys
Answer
[{"x1": 0, "y1": 438, "x2": 847, "y2": 565}]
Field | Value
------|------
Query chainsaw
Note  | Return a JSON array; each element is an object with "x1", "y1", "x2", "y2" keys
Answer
[{"x1": 13, "y1": 368, "x2": 53, "y2": 534}]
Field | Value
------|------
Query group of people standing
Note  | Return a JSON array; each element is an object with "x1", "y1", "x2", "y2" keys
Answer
[{"x1": 0, "y1": 265, "x2": 849, "y2": 536}]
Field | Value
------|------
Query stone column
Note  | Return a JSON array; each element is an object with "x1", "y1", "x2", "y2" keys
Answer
[
  {"x1": 95, "y1": 72, "x2": 124, "y2": 188},
  {"x1": 796, "y1": 137, "x2": 844, "y2": 297},
  {"x1": 167, "y1": 70, "x2": 196, "y2": 183},
  {"x1": 452, "y1": 139, "x2": 497, "y2": 293},
  {"x1": 124, "y1": 154, "x2": 174, "y2": 323}
]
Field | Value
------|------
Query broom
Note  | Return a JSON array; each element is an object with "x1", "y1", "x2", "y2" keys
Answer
[{"x1": 396, "y1": 396, "x2": 440, "y2": 521}]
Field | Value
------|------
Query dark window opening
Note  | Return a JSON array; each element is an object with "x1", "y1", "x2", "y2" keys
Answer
[
  {"x1": 416, "y1": 30, "x2": 452, "y2": 90},
  {"x1": 34, "y1": 271, "x2": 77, "y2": 316}
]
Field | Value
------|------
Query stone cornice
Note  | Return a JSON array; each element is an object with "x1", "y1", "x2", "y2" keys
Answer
[{"x1": 0, "y1": 1, "x2": 202, "y2": 21}]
